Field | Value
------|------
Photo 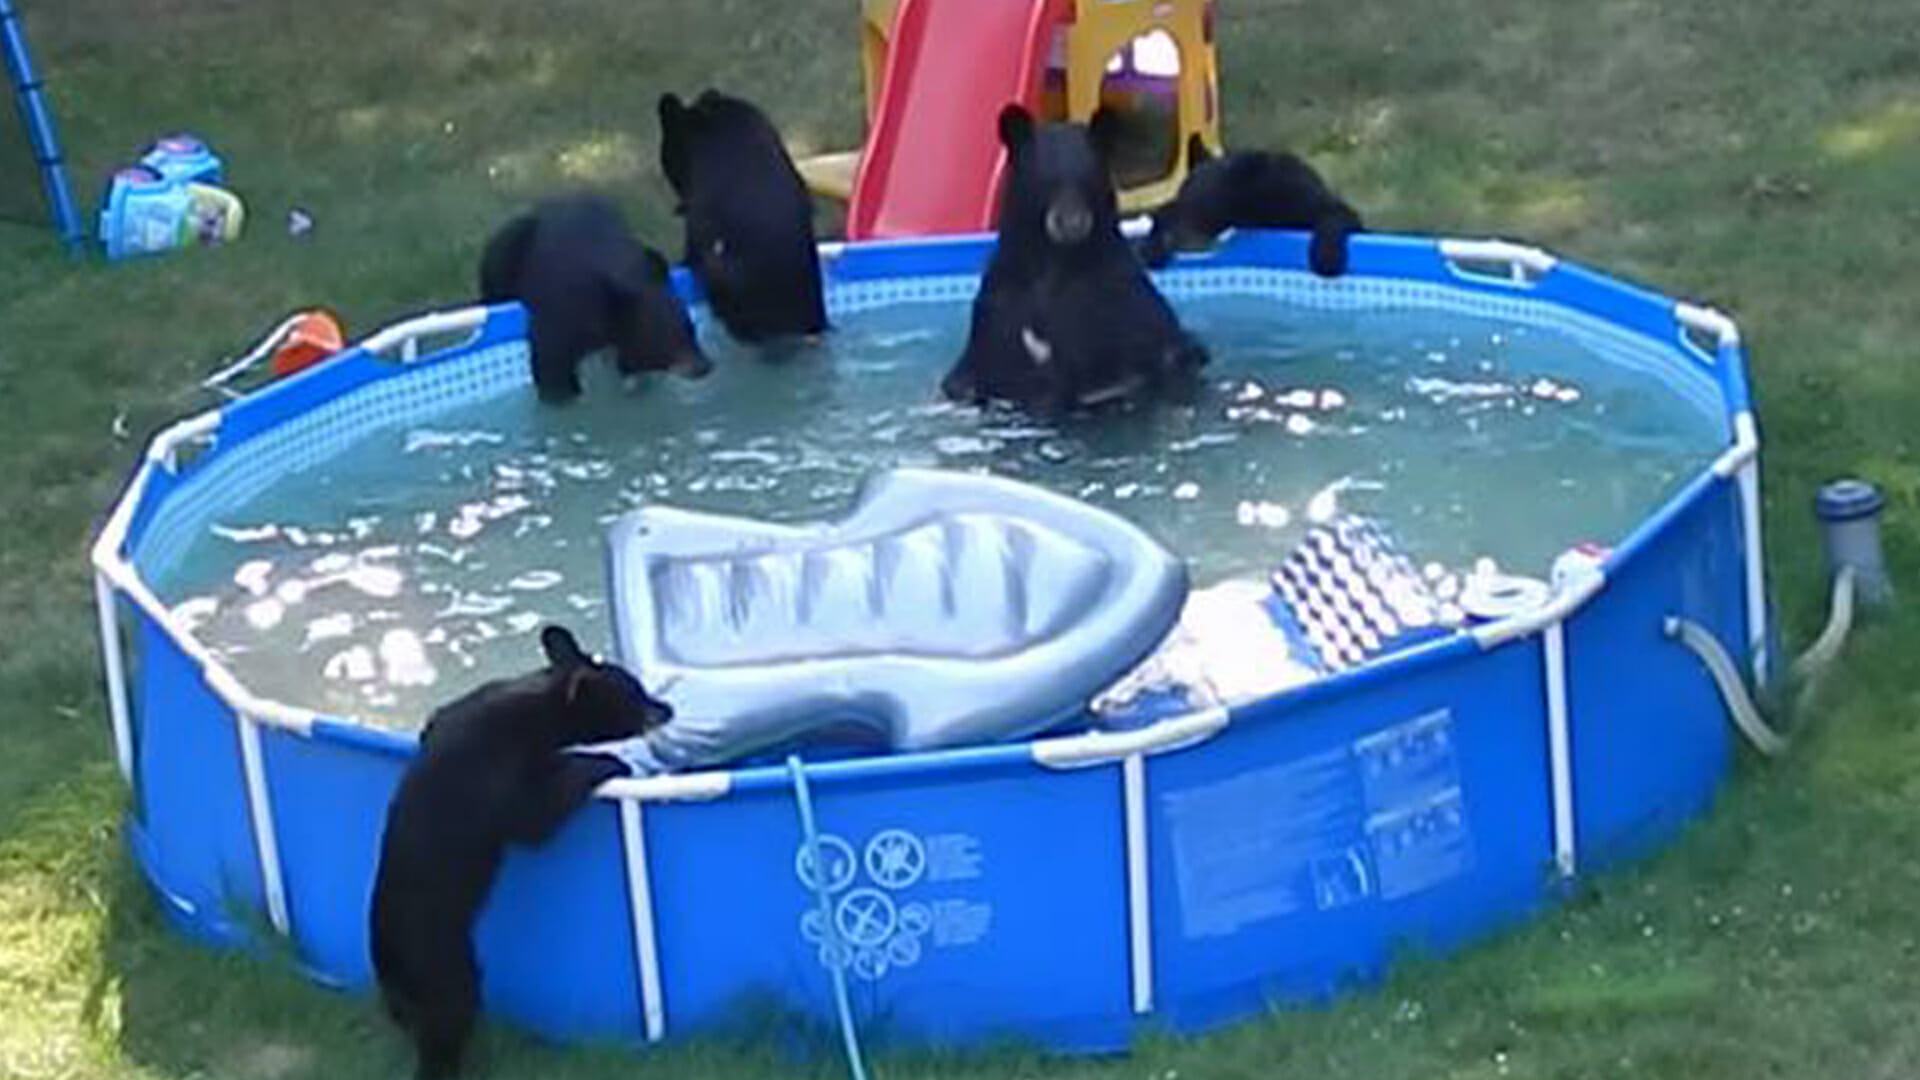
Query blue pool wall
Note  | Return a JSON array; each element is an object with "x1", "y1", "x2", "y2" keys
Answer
[{"x1": 100, "y1": 229, "x2": 1758, "y2": 1053}]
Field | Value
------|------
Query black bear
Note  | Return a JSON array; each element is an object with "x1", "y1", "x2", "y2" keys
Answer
[
  {"x1": 479, "y1": 194, "x2": 709, "y2": 403},
  {"x1": 1140, "y1": 135, "x2": 1366, "y2": 277},
  {"x1": 369, "y1": 626, "x2": 672, "y2": 1080},
  {"x1": 941, "y1": 105, "x2": 1207, "y2": 414},
  {"x1": 657, "y1": 89, "x2": 828, "y2": 343}
]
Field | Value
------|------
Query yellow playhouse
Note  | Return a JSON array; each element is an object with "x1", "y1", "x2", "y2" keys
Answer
[{"x1": 798, "y1": 0, "x2": 1222, "y2": 240}]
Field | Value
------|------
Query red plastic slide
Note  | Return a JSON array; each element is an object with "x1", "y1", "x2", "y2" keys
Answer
[{"x1": 845, "y1": 0, "x2": 1069, "y2": 241}]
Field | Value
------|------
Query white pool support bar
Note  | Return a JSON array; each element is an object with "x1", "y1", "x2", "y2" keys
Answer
[{"x1": 618, "y1": 798, "x2": 668, "y2": 1043}]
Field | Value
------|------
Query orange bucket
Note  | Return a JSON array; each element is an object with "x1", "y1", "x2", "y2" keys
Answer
[{"x1": 269, "y1": 310, "x2": 346, "y2": 377}]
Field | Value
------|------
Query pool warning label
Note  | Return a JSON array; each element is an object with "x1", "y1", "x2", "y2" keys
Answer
[
  {"x1": 797, "y1": 828, "x2": 992, "y2": 981},
  {"x1": 1164, "y1": 708, "x2": 1474, "y2": 939}
]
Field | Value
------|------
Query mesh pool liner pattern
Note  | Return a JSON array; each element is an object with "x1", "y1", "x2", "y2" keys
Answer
[{"x1": 131, "y1": 341, "x2": 530, "y2": 582}]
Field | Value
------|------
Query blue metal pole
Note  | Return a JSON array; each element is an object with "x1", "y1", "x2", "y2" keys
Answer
[{"x1": 1, "y1": 0, "x2": 84, "y2": 252}]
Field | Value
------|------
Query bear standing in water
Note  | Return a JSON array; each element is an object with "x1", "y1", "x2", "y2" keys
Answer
[
  {"x1": 942, "y1": 105, "x2": 1207, "y2": 415},
  {"x1": 479, "y1": 194, "x2": 709, "y2": 403},
  {"x1": 1140, "y1": 135, "x2": 1365, "y2": 277},
  {"x1": 657, "y1": 90, "x2": 828, "y2": 343},
  {"x1": 369, "y1": 627, "x2": 673, "y2": 1079}
]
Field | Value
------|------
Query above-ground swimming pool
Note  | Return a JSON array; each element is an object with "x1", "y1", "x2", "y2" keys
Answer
[{"x1": 92, "y1": 228, "x2": 1767, "y2": 1054}]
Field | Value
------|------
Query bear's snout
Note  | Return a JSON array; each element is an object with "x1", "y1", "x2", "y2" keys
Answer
[{"x1": 1044, "y1": 194, "x2": 1093, "y2": 246}]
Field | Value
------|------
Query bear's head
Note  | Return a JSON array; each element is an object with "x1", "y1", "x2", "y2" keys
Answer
[
  {"x1": 995, "y1": 105, "x2": 1124, "y2": 252},
  {"x1": 611, "y1": 245, "x2": 711, "y2": 380},
  {"x1": 541, "y1": 625, "x2": 674, "y2": 745}
]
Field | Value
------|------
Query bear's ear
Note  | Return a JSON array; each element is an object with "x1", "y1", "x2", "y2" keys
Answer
[
  {"x1": 562, "y1": 666, "x2": 594, "y2": 707},
  {"x1": 1088, "y1": 106, "x2": 1125, "y2": 163},
  {"x1": 657, "y1": 93, "x2": 688, "y2": 133},
  {"x1": 998, "y1": 104, "x2": 1035, "y2": 153},
  {"x1": 1227, "y1": 152, "x2": 1264, "y2": 186},
  {"x1": 542, "y1": 625, "x2": 591, "y2": 669},
  {"x1": 1186, "y1": 133, "x2": 1216, "y2": 170},
  {"x1": 658, "y1": 95, "x2": 692, "y2": 191}
]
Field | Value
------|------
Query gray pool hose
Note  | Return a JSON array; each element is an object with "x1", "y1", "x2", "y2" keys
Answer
[
  {"x1": 1664, "y1": 615, "x2": 1791, "y2": 757},
  {"x1": 1665, "y1": 476, "x2": 1890, "y2": 757}
]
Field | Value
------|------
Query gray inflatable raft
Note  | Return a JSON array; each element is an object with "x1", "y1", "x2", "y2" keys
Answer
[{"x1": 599, "y1": 468, "x2": 1188, "y2": 774}]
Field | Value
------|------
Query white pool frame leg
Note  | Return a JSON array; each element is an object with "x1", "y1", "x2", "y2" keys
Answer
[
  {"x1": 235, "y1": 712, "x2": 290, "y2": 935},
  {"x1": 92, "y1": 570, "x2": 135, "y2": 784},
  {"x1": 1543, "y1": 621, "x2": 1577, "y2": 877},
  {"x1": 620, "y1": 798, "x2": 667, "y2": 1043},
  {"x1": 1734, "y1": 413, "x2": 1770, "y2": 684},
  {"x1": 1122, "y1": 753, "x2": 1154, "y2": 1015}
]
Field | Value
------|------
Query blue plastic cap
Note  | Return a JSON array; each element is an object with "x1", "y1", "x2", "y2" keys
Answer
[{"x1": 1815, "y1": 478, "x2": 1885, "y2": 523}]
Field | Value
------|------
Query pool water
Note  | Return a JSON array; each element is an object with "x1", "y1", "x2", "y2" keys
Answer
[{"x1": 161, "y1": 294, "x2": 1726, "y2": 728}]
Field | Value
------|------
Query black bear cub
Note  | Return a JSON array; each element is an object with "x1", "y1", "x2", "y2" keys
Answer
[
  {"x1": 369, "y1": 626, "x2": 672, "y2": 1080},
  {"x1": 1140, "y1": 135, "x2": 1366, "y2": 277},
  {"x1": 479, "y1": 193, "x2": 709, "y2": 403},
  {"x1": 942, "y1": 105, "x2": 1207, "y2": 415},
  {"x1": 657, "y1": 89, "x2": 828, "y2": 343}
]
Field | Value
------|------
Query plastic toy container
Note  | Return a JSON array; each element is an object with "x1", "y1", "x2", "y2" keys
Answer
[{"x1": 98, "y1": 167, "x2": 244, "y2": 261}]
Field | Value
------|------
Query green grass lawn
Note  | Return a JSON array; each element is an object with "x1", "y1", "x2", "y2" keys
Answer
[{"x1": 3, "y1": 0, "x2": 1918, "y2": 1076}]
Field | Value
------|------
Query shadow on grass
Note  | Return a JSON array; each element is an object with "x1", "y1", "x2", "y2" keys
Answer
[{"x1": 96, "y1": 856, "x2": 860, "y2": 1080}]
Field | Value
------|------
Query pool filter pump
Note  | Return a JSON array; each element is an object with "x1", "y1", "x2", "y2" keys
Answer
[{"x1": 1816, "y1": 478, "x2": 1893, "y2": 608}]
